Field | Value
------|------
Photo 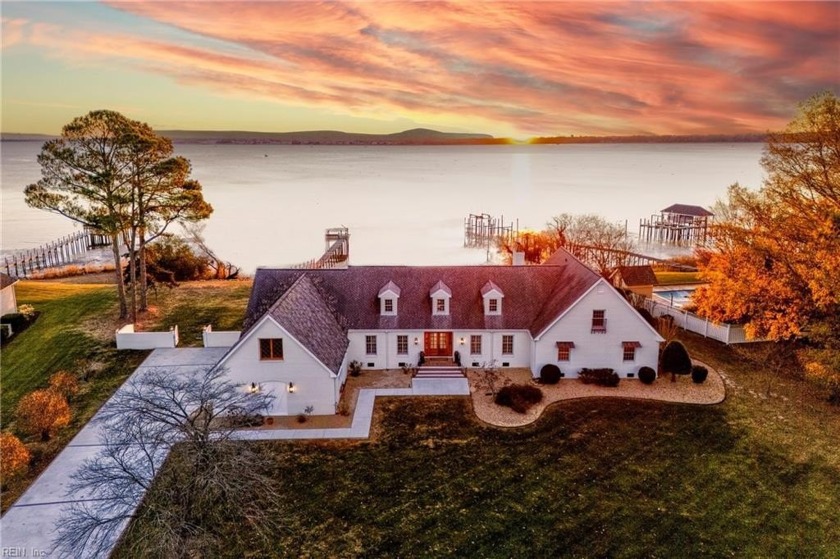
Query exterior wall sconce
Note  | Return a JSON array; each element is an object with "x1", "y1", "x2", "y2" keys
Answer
[
  {"x1": 248, "y1": 382, "x2": 260, "y2": 393},
  {"x1": 414, "y1": 337, "x2": 419, "y2": 345},
  {"x1": 459, "y1": 337, "x2": 466, "y2": 345},
  {"x1": 287, "y1": 382, "x2": 296, "y2": 393}
]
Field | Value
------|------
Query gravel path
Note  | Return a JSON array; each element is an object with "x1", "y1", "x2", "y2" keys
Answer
[{"x1": 467, "y1": 361, "x2": 725, "y2": 428}]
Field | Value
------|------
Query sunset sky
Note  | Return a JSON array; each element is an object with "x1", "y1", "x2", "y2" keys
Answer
[{"x1": 1, "y1": 1, "x2": 838, "y2": 137}]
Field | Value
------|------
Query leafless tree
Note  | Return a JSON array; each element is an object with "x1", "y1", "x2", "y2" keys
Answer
[
  {"x1": 184, "y1": 223, "x2": 240, "y2": 279},
  {"x1": 474, "y1": 360, "x2": 510, "y2": 396},
  {"x1": 53, "y1": 366, "x2": 277, "y2": 558},
  {"x1": 547, "y1": 213, "x2": 633, "y2": 273}
]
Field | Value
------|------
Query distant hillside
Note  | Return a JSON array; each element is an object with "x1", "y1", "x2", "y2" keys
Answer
[
  {"x1": 2, "y1": 130, "x2": 770, "y2": 145},
  {"x1": 531, "y1": 133, "x2": 767, "y2": 144},
  {"x1": 1, "y1": 133, "x2": 58, "y2": 142},
  {"x1": 157, "y1": 128, "x2": 503, "y2": 145}
]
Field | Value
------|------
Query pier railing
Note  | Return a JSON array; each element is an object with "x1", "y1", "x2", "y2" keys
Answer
[
  {"x1": 4, "y1": 229, "x2": 110, "y2": 278},
  {"x1": 290, "y1": 227, "x2": 350, "y2": 269},
  {"x1": 564, "y1": 242, "x2": 697, "y2": 271}
]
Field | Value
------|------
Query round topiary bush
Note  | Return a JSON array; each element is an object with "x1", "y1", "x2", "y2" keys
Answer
[
  {"x1": 661, "y1": 340, "x2": 692, "y2": 381},
  {"x1": 540, "y1": 364, "x2": 562, "y2": 384},
  {"x1": 691, "y1": 364, "x2": 709, "y2": 384},
  {"x1": 638, "y1": 366, "x2": 656, "y2": 385}
]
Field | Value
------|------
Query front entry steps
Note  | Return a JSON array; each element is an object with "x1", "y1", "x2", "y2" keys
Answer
[
  {"x1": 411, "y1": 365, "x2": 469, "y2": 394},
  {"x1": 414, "y1": 366, "x2": 465, "y2": 379}
]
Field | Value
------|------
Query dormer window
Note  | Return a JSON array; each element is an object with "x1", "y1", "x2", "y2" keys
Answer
[
  {"x1": 430, "y1": 280, "x2": 452, "y2": 316},
  {"x1": 481, "y1": 281, "x2": 504, "y2": 316},
  {"x1": 378, "y1": 280, "x2": 400, "y2": 316}
]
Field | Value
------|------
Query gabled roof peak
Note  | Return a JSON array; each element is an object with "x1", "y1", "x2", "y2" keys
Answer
[
  {"x1": 429, "y1": 280, "x2": 452, "y2": 297},
  {"x1": 378, "y1": 280, "x2": 401, "y2": 297},
  {"x1": 481, "y1": 280, "x2": 504, "y2": 297}
]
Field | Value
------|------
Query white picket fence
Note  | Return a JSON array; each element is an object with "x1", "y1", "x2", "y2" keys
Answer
[{"x1": 643, "y1": 298, "x2": 757, "y2": 344}]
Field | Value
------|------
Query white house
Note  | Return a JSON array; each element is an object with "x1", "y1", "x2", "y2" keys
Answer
[
  {"x1": 1, "y1": 273, "x2": 19, "y2": 316},
  {"x1": 219, "y1": 248, "x2": 663, "y2": 416}
]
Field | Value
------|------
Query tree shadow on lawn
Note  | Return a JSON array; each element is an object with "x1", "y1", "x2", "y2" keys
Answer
[{"x1": 117, "y1": 397, "x2": 837, "y2": 559}]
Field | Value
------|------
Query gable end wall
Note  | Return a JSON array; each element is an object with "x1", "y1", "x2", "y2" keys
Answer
[{"x1": 534, "y1": 283, "x2": 660, "y2": 378}]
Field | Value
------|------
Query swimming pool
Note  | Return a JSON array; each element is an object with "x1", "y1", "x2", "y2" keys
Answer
[{"x1": 652, "y1": 289, "x2": 695, "y2": 309}]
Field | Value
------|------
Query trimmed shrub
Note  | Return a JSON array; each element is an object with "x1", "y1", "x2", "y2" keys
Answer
[
  {"x1": 579, "y1": 368, "x2": 620, "y2": 387},
  {"x1": 16, "y1": 389, "x2": 71, "y2": 441},
  {"x1": 661, "y1": 340, "x2": 692, "y2": 380},
  {"x1": 0, "y1": 313, "x2": 27, "y2": 333},
  {"x1": 540, "y1": 364, "x2": 562, "y2": 384},
  {"x1": 0, "y1": 431, "x2": 30, "y2": 487},
  {"x1": 495, "y1": 384, "x2": 543, "y2": 414},
  {"x1": 691, "y1": 365, "x2": 709, "y2": 384},
  {"x1": 638, "y1": 366, "x2": 657, "y2": 385}
]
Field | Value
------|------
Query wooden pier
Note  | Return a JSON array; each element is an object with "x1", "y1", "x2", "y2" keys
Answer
[
  {"x1": 565, "y1": 242, "x2": 697, "y2": 272},
  {"x1": 292, "y1": 227, "x2": 350, "y2": 269},
  {"x1": 4, "y1": 228, "x2": 110, "y2": 278},
  {"x1": 638, "y1": 204, "x2": 713, "y2": 246},
  {"x1": 464, "y1": 213, "x2": 518, "y2": 248}
]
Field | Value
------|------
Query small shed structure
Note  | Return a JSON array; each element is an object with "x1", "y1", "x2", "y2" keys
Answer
[
  {"x1": 610, "y1": 265, "x2": 658, "y2": 298},
  {"x1": 1, "y1": 273, "x2": 19, "y2": 316}
]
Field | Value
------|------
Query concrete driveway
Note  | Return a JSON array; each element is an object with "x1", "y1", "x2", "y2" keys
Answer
[{"x1": 0, "y1": 347, "x2": 228, "y2": 558}]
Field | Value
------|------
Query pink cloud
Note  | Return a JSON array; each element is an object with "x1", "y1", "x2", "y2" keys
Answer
[
  {"x1": 1, "y1": 17, "x2": 28, "y2": 50},
  {"x1": 23, "y1": 1, "x2": 840, "y2": 134}
]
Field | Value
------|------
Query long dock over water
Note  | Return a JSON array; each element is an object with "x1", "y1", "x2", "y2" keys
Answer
[
  {"x1": 291, "y1": 227, "x2": 350, "y2": 269},
  {"x1": 4, "y1": 229, "x2": 110, "y2": 278}
]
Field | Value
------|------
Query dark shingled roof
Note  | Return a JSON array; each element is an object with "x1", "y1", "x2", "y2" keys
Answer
[
  {"x1": 264, "y1": 275, "x2": 349, "y2": 375},
  {"x1": 661, "y1": 204, "x2": 714, "y2": 217},
  {"x1": 616, "y1": 265, "x2": 658, "y2": 287},
  {"x1": 243, "y1": 248, "x2": 600, "y2": 346},
  {"x1": 0, "y1": 273, "x2": 17, "y2": 290}
]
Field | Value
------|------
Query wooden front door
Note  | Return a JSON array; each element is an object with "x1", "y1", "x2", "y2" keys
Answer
[{"x1": 424, "y1": 332, "x2": 453, "y2": 357}]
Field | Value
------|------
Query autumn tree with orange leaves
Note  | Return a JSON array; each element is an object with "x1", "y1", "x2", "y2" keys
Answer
[
  {"x1": 693, "y1": 92, "x2": 840, "y2": 402},
  {"x1": 694, "y1": 92, "x2": 839, "y2": 339},
  {"x1": 16, "y1": 389, "x2": 71, "y2": 441},
  {"x1": 0, "y1": 432, "x2": 30, "y2": 488}
]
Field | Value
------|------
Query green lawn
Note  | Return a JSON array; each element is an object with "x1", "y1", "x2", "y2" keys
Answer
[
  {"x1": 654, "y1": 271, "x2": 702, "y2": 285},
  {"x1": 0, "y1": 278, "x2": 253, "y2": 512},
  {"x1": 0, "y1": 282, "x2": 129, "y2": 426},
  {"x1": 116, "y1": 334, "x2": 840, "y2": 558}
]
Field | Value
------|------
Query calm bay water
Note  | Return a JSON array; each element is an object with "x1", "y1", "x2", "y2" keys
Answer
[{"x1": 1, "y1": 142, "x2": 765, "y2": 273}]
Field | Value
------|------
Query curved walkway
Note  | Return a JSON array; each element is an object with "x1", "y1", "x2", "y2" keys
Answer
[{"x1": 468, "y1": 361, "x2": 725, "y2": 428}]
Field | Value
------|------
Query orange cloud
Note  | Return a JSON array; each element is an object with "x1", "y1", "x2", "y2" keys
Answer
[{"x1": 19, "y1": 1, "x2": 840, "y2": 134}]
